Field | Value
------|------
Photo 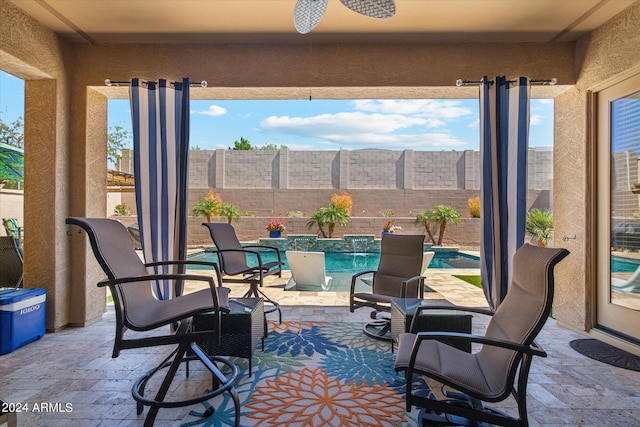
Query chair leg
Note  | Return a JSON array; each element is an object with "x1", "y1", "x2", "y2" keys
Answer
[
  {"x1": 132, "y1": 342, "x2": 239, "y2": 427},
  {"x1": 363, "y1": 319, "x2": 393, "y2": 342}
]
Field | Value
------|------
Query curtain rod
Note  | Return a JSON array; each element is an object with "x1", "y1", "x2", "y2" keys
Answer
[
  {"x1": 455, "y1": 78, "x2": 557, "y2": 87},
  {"x1": 104, "y1": 79, "x2": 208, "y2": 88}
]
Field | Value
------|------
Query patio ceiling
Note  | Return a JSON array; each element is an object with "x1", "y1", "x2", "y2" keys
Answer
[{"x1": 7, "y1": 0, "x2": 637, "y2": 45}]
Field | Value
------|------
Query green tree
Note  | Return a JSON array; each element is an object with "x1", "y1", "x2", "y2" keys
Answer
[
  {"x1": 229, "y1": 136, "x2": 254, "y2": 150},
  {"x1": 307, "y1": 208, "x2": 329, "y2": 238},
  {"x1": 430, "y1": 205, "x2": 461, "y2": 245},
  {"x1": 0, "y1": 114, "x2": 24, "y2": 149},
  {"x1": 219, "y1": 203, "x2": 241, "y2": 224},
  {"x1": 259, "y1": 143, "x2": 288, "y2": 150},
  {"x1": 415, "y1": 210, "x2": 437, "y2": 244},
  {"x1": 526, "y1": 209, "x2": 554, "y2": 246},
  {"x1": 108, "y1": 124, "x2": 132, "y2": 167}
]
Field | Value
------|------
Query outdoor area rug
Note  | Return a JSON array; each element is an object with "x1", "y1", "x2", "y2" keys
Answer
[
  {"x1": 180, "y1": 321, "x2": 428, "y2": 426},
  {"x1": 569, "y1": 338, "x2": 640, "y2": 372}
]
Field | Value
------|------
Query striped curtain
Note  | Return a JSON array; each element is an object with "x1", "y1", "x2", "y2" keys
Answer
[
  {"x1": 479, "y1": 76, "x2": 531, "y2": 310},
  {"x1": 130, "y1": 78, "x2": 190, "y2": 300}
]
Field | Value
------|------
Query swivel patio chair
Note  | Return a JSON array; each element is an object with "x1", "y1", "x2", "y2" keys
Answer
[
  {"x1": 350, "y1": 234, "x2": 426, "y2": 341},
  {"x1": 0, "y1": 236, "x2": 23, "y2": 288},
  {"x1": 394, "y1": 243, "x2": 569, "y2": 427},
  {"x1": 203, "y1": 222, "x2": 283, "y2": 322},
  {"x1": 66, "y1": 217, "x2": 240, "y2": 427}
]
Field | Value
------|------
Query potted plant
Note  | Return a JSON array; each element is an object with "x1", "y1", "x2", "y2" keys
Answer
[
  {"x1": 526, "y1": 209, "x2": 554, "y2": 246},
  {"x1": 381, "y1": 219, "x2": 401, "y2": 237},
  {"x1": 266, "y1": 219, "x2": 285, "y2": 238}
]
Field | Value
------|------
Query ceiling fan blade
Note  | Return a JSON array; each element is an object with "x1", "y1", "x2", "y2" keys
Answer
[
  {"x1": 294, "y1": 0, "x2": 329, "y2": 34},
  {"x1": 339, "y1": 0, "x2": 396, "y2": 19}
]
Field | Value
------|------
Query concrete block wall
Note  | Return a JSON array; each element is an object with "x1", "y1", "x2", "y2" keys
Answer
[
  {"x1": 113, "y1": 148, "x2": 551, "y2": 248},
  {"x1": 188, "y1": 148, "x2": 552, "y2": 192}
]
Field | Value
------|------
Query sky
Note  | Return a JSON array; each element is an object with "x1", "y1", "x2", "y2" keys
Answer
[{"x1": 1, "y1": 70, "x2": 554, "y2": 153}]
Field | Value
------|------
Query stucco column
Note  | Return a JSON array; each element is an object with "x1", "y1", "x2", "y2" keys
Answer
[
  {"x1": 24, "y1": 79, "x2": 71, "y2": 331},
  {"x1": 66, "y1": 87, "x2": 109, "y2": 328},
  {"x1": 553, "y1": 88, "x2": 589, "y2": 331}
]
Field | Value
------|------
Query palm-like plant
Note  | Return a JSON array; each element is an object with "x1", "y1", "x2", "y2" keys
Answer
[
  {"x1": 415, "y1": 210, "x2": 437, "y2": 244},
  {"x1": 526, "y1": 209, "x2": 554, "y2": 246},
  {"x1": 431, "y1": 205, "x2": 461, "y2": 245},
  {"x1": 307, "y1": 205, "x2": 350, "y2": 238},
  {"x1": 219, "y1": 203, "x2": 241, "y2": 224}
]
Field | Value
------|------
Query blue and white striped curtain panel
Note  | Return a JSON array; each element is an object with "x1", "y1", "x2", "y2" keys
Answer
[
  {"x1": 130, "y1": 78, "x2": 190, "y2": 300},
  {"x1": 479, "y1": 76, "x2": 531, "y2": 310}
]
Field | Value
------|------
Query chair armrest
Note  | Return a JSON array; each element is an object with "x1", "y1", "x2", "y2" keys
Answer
[
  {"x1": 400, "y1": 275, "x2": 426, "y2": 298},
  {"x1": 145, "y1": 260, "x2": 223, "y2": 286},
  {"x1": 411, "y1": 331, "x2": 547, "y2": 359},
  {"x1": 413, "y1": 305, "x2": 494, "y2": 317},
  {"x1": 350, "y1": 270, "x2": 377, "y2": 293},
  {"x1": 97, "y1": 273, "x2": 230, "y2": 312},
  {"x1": 242, "y1": 244, "x2": 284, "y2": 266}
]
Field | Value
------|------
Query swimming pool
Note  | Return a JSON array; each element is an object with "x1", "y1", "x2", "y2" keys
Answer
[{"x1": 187, "y1": 250, "x2": 480, "y2": 272}]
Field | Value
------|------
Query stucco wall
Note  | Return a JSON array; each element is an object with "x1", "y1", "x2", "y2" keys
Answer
[{"x1": 554, "y1": 1, "x2": 640, "y2": 331}]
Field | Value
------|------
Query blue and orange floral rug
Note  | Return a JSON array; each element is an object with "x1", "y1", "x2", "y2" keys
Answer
[{"x1": 180, "y1": 321, "x2": 427, "y2": 426}]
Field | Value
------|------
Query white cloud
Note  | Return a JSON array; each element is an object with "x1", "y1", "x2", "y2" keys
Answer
[
  {"x1": 196, "y1": 105, "x2": 227, "y2": 117},
  {"x1": 261, "y1": 112, "x2": 425, "y2": 136},
  {"x1": 468, "y1": 118, "x2": 479, "y2": 130},
  {"x1": 352, "y1": 99, "x2": 473, "y2": 120},
  {"x1": 530, "y1": 114, "x2": 544, "y2": 125}
]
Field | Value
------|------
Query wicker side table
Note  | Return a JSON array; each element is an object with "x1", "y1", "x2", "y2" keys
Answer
[
  {"x1": 192, "y1": 297, "x2": 265, "y2": 375},
  {"x1": 390, "y1": 298, "x2": 472, "y2": 353}
]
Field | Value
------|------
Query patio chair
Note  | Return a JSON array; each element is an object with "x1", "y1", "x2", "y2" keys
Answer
[
  {"x1": 66, "y1": 217, "x2": 239, "y2": 427},
  {"x1": 2, "y1": 218, "x2": 23, "y2": 255},
  {"x1": 285, "y1": 250, "x2": 332, "y2": 291},
  {"x1": 394, "y1": 243, "x2": 569, "y2": 427},
  {"x1": 203, "y1": 222, "x2": 283, "y2": 322},
  {"x1": 0, "y1": 236, "x2": 23, "y2": 288},
  {"x1": 350, "y1": 234, "x2": 426, "y2": 341}
]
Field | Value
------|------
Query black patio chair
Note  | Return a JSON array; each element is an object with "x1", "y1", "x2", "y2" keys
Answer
[
  {"x1": 203, "y1": 222, "x2": 283, "y2": 322},
  {"x1": 394, "y1": 243, "x2": 569, "y2": 427},
  {"x1": 350, "y1": 233, "x2": 426, "y2": 341},
  {"x1": 0, "y1": 236, "x2": 23, "y2": 288},
  {"x1": 66, "y1": 217, "x2": 239, "y2": 427}
]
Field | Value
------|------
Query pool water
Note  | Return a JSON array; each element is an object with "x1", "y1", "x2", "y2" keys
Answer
[{"x1": 187, "y1": 250, "x2": 480, "y2": 272}]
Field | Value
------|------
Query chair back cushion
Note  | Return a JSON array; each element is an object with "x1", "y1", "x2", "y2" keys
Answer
[
  {"x1": 373, "y1": 234, "x2": 425, "y2": 297},
  {"x1": 203, "y1": 223, "x2": 249, "y2": 274},
  {"x1": 477, "y1": 244, "x2": 569, "y2": 394},
  {"x1": 66, "y1": 218, "x2": 160, "y2": 328}
]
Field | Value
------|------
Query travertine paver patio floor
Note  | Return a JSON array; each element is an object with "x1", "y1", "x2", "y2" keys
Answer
[{"x1": 1, "y1": 269, "x2": 640, "y2": 426}]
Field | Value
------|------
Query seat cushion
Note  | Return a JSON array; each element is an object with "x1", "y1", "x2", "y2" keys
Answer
[{"x1": 394, "y1": 332, "x2": 496, "y2": 398}]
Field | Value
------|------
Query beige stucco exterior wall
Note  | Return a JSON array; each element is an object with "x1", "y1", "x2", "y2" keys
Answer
[{"x1": 554, "y1": 1, "x2": 640, "y2": 332}]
